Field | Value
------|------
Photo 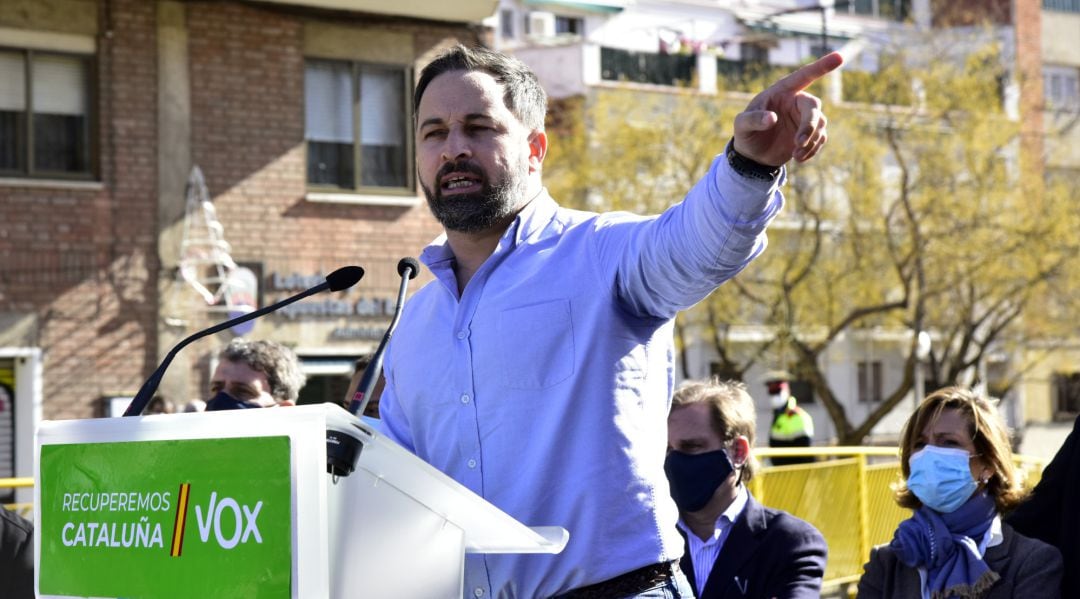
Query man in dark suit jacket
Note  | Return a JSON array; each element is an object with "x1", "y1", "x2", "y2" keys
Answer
[
  {"x1": 666, "y1": 379, "x2": 827, "y2": 599},
  {"x1": 0, "y1": 505, "x2": 34, "y2": 599},
  {"x1": 1007, "y1": 413, "x2": 1080, "y2": 597}
]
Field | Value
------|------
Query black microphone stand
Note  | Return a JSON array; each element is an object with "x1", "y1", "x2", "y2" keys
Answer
[
  {"x1": 124, "y1": 265, "x2": 363, "y2": 416},
  {"x1": 348, "y1": 258, "x2": 418, "y2": 417}
]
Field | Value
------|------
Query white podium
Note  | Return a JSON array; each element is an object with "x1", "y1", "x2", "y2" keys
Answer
[{"x1": 34, "y1": 404, "x2": 567, "y2": 599}]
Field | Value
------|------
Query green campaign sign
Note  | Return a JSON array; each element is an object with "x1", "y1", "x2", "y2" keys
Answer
[{"x1": 39, "y1": 436, "x2": 292, "y2": 598}]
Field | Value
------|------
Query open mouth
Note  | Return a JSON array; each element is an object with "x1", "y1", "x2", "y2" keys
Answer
[{"x1": 439, "y1": 172, "x2": 483, "y2": 195}]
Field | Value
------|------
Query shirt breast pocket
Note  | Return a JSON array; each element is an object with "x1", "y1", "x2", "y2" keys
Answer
[{"x1": 497, "y1": 299, "x2": 575, "y2": 390}]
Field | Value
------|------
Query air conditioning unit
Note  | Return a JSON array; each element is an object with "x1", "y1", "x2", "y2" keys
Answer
[{"x1": 527, "y1": 11, "x2": 557, "y2": 39}]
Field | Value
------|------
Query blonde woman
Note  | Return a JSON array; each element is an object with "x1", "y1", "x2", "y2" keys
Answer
[{"x1": 857, "y1": 387, "x2": 1062, "y2": 599}]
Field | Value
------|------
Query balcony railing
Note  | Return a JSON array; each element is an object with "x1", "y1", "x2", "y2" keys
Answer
[{"x1": 599, "y1": 47, "x2": 696, "y2": 87}]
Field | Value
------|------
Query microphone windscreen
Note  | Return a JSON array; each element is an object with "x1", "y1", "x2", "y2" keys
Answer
[
  {"x1": 397, "y1": 257, "x2": 420, "y2": 280},
  {"x1": 326, "y1": 266, "x2": 365, "y2": 291}
]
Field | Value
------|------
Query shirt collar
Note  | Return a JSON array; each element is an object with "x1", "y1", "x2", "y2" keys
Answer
[
  {"x1": 723, "y1": 484, "x2": 749, "y2": 524},
  {"x1": 419, "y1": 189, "x2": 560, "y2": 270},
  {"x1": 419, "y1": 232, "x2": 453, "y2": 269},
  {"x1": 984, "y1": 515, "x2": 1003, "y2": 550},
  {"x1": 513, "y1": 188, "x2": 559, "y2": 245},
  {"x1": 677, "y1": 484, "x2": 749, "y2": 545}
]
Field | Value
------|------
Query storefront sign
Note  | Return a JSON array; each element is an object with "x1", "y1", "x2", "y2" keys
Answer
[
  {"x1": 268, "y1": 271, "x2": 396, "y2": 321},
  {"x1": 38, "y1": 436, "x2": 292, "y2": 598},
  {"x1": 329, "y1": 326, "x2": 390, "y2": 340}
]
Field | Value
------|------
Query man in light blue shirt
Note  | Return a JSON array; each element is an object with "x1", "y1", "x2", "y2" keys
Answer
[{"x1": 379, "y1": 44, "x2": 842, "y2": 598}]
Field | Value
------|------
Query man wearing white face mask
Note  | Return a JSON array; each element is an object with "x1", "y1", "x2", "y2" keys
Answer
[
  {"x1": 667, "y1": 379, "x2": 827, "y2": 599},
  {"x1": 857, "y1": 386, "x2": 1062, "y2": 599},
  {"x1": 764, "y1": 371, "x2": 814, "y2": 466}
]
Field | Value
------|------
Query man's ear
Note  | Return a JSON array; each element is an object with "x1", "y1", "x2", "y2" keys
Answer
[
  {"x1": 528, "y1": 130, "x2": 548, "y2": 172},
  {"x1": 731, "y1": 436, "x2": 751, "y2": 468}
]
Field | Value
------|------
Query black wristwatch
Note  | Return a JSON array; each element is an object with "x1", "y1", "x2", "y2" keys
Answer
[{"x1": 725, "y1": 139, "x2": 782, "y2": 181}]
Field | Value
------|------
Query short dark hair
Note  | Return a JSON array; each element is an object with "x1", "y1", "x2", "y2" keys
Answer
[
  {"x1": 671, "y1": 378, "x2": 758, "y2": 484},
  {"x1": 218, "y1": 339, "x2": 306, "y2": 403},
  {"x1": 414, "y1": 44, "x2": 548, "y2": 131}
]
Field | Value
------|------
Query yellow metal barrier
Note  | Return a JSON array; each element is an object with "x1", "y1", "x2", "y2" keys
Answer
[
  {"x1": 0, "y1": 476, "x2": 35, "y2": 519},
  {"x1": 750, "y1": 447, "x2": 1045, "y2": 594},
  {"x1": 1, "y1": 450, "x2": 1046, "y2": 594}
]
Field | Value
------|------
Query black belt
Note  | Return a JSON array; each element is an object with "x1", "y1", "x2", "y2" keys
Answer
[{"x1": 557, "y1": 561, "x2": 678, "y2": 599}]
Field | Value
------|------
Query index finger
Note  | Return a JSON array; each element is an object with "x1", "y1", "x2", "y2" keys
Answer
[{"x1": 773, "y1": 52, "x2": 844, "y2": 93}]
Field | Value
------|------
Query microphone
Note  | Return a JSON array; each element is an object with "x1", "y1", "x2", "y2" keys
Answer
[
  {"x1": 347, "y1": 257, "x2": 419, "y2": 417},
  {"x1": 123, "y1": 265, "x2": 365, "y2": 416}
]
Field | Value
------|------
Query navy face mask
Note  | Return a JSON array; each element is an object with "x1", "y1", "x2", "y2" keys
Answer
[
  {"x1": 664, "y1": 448, "x2": 735, "y2": 513},
  {"x1": 205, "y1": 391, "x2": 261, "y2": 411}
]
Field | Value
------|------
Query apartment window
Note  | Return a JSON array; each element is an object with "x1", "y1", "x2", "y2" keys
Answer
[
  {"x1": 1044, "y1": 66, "x2": 1080, "y2": 112},
  {"x1": 555, "y1": 16, "x2": 583, "y2": 35},
  {"x1": 1044, "y1": 0, "x2": 1080, "y2": 13},
  {"x1": 789, "y1": 379, "x2": 816, "y2": 404},
  {"x1": 0, "y1": 49, "x2": 93, "y2": 178},
  {"x1": 305, "y1": 59, "x2": 411, "y2": 191},
  {"x1": 857, "y1": 361, "x2": 883, "y2": 403},
  {"x1": 740, "y1": 43, "x2": 769, "y2": 65},
  {"x1": 1053, "y1": 372, "x2": 1080, "y2": 419},
  {"x1": 501, "y1": 9, "x2": 515, "y2": 40},
  {"x1": 845, "y1": 0, "x2": 911, "y2": 20}
]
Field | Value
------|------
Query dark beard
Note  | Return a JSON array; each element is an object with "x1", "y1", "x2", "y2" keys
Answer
[{"x1": 421, "y1": 160, "x2": 526, "y2": 234}]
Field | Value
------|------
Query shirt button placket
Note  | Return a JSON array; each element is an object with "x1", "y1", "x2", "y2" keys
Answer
[{"x1": 454, "y1": 318, "x2": 482, "y2": 490}]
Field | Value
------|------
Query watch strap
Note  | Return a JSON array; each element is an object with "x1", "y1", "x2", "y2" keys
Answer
[{"x1": 725, "y1": 139, "x2": 782, "y2": 181}]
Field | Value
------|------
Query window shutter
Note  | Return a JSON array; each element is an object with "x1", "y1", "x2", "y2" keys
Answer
[
  {"x1": 31, "y1": 54, "x2": 86, "y2": 115},
  {"x1": 305, "y1": 61, "x2": 353, "y2": 143},
  {"x1": 0, "y1": 52, "x2": 26, "y2": 111},
  {"x1": 359, "y1": 68, "x2": 404, "y2": 146}
]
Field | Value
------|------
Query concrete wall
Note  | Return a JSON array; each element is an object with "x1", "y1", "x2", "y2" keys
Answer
[
  {"x1": 0, "y1": 0, "x2": 98, "y2": 35},
  {"x1": 1041, "y1": 9, "x2": 1080, "y2": 66}
]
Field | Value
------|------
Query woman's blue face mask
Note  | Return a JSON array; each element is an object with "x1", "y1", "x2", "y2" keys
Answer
[{"x1": 906, "y1": 445, "x2": 979, "y2": 513}]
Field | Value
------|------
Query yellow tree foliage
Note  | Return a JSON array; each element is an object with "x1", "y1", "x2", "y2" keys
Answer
[{"x1": 544, "y1": 38, "x2": 1080, "y2": 443}]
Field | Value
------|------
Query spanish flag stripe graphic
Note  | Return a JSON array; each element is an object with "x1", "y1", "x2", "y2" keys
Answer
[{"x1": 170, "y1": 483, "x2": 191, "y2": 557}]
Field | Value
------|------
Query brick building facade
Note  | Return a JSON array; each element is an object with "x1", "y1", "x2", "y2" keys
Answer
[
  {"x1": 2, "y1": 0, "x2": 159, "y2": 423},
  {"x1": 0, "y1": 0, "x2": 492, "y2": 494}
]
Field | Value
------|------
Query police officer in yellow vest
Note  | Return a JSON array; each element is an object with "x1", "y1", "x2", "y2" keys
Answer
[{"x1": 765, "y1": 372, "x2": 815, "y2": 466}]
